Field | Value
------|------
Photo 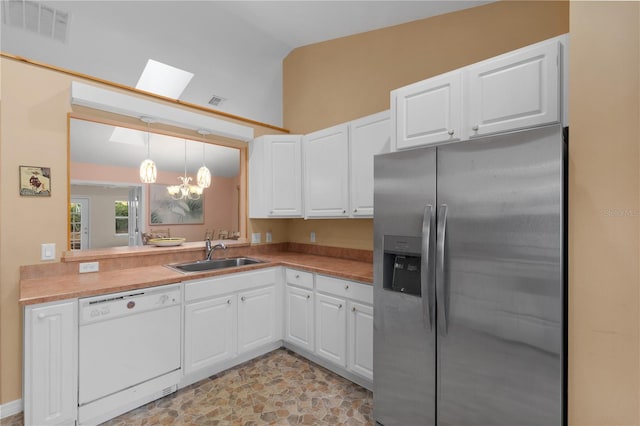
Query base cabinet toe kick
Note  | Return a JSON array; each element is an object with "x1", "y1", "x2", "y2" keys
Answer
[{"x1": 22, "y1": 266, "x2": 373, "y2": 425}]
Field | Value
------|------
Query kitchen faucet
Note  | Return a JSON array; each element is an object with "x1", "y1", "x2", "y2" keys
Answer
[{"x1": 205, "y1": 238, "x2": 227, "y2": 260}]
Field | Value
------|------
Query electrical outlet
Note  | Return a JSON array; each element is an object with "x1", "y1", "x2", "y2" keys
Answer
[
  {"x1": 41, "y1": 243, "x2": 55, "y2": 261},
  {"x1": 251, "y1": 232, "x2": 262, "y2": 244},
  {"x1": 310, "y1": 232, "x2": 316, "y2": 243},
  {"x1": 266, "y1": 231, "x2": 272, "y2": 243},
  {"x1": 79, "y1": 262, "x2": 100, "y2": 273}
]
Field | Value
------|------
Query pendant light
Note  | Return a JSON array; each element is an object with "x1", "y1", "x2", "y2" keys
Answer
[
  {"x1": 196, "y1": 129, "x2": 212, "y2": 189},
  {"x1": 139, "y1": 117, "x2": 157, "y2": 183}
]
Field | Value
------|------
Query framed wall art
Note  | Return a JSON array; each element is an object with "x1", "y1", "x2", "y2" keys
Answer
[
  {"x1": 19, "y1": 166, "x2": 51, "y2": 197},
  {"x1": 149, "y1": 184, "x2": 204, "y2": 224}
]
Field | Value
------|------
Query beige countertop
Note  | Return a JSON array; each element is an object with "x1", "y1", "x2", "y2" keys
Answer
[{"x1": 19, "y1": 251, "x2": 373, "y2": 305}]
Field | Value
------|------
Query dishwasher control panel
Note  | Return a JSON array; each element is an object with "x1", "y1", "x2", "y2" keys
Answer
[{"x1": 79, "y1": 283, "x2": 181, "y2": 325}]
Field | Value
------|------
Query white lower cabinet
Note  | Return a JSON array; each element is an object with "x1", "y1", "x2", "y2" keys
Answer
[
  {"x1": 315, "y1": 293, "x2": 347, "y2": 366},
  {"x1": 238, "y1": 285, "x2": 278, "y2": 353},
  {"x1": 22, "y1": 266, "x2": 373, "y2": 426},
  {"x1": 184, "y1": 295, "x2": 237, "y2": 375},
  {"x1": 24, "y1": 299, "x2": 78, "y2": 426},
  {"x1": 182, "y1": 268, "x2": 281, "y2": 382},
  {"x1": 285, "y1": 285, "x2": 314, "y2": 352},
  {"x1": 347, "y1": 301, "x2": 374, "y2": 381}
]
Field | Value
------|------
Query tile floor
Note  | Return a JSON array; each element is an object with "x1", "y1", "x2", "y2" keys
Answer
[{"x1": 1, "y1": 349, "x2": 373, "y2": 426}]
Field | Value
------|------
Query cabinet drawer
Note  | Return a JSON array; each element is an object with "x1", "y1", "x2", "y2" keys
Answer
[
  {"x1": 285, "y1": 268, "x2": 314, "y2": 290},
  {"x1": 316, "y1": 275, "x2": 372, "y2": 304},
  {"x1": 184, "y1": 268, "x2": 278, "y2": 302}
]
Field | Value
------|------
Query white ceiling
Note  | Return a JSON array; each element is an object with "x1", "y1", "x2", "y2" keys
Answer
[{"x1": 1, "y1": 0, "x2": 490, "y2": 127}]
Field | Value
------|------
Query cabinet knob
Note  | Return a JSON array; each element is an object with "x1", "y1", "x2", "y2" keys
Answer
[
  {"x1": 353, "y1": 208, "x2": 358, "y2": 213},
  {"x1": 448, "y1": 129, "x2": 454, "y2": 136},
  {"x1": 352, "y1": 306, "x2": 357, "y2": 312},
  {"x1": 227, "y1": 299, "x2": 232, "y2": 305},
  {"x1": 472, "y1": 125, "x2": 479, "y2": 131},
  {"x1": 306, "y1": 295, "x2": 311, "y2": 300},
  {"x1": 37, "y1": 313, "x2": 45, "y2": 319},
  {"x1": 338, "y1": 304, "x2": 343, "y2": 309},
  {"x1": 342, "y1": 210, "x2": 346, "y2": 214},
  {"x1": 241, "y1": 296, "x2": 246, "y2": 302},
  {"x1": 344, "y1": 284, "x2": 349, "y2": 290},
  {"x1": 295, "y1": 274, "x2": 300, "y2": 279}
]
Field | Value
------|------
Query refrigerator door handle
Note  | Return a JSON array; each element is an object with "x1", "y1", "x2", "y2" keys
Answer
[
  {"x1": 421, "y1": 204, "x2": 433, "y2": 330},
  {"x1": 436, "y1": 204, "x2": 448, "y2": 335}
]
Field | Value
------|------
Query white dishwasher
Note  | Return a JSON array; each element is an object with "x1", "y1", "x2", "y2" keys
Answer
[{"x1": 78, "y1": 283, "x2": 181, "y2": 425}]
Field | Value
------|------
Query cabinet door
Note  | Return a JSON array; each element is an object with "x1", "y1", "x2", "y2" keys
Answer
[
  {"x1": 267, "y1": 135, "x2": 303, "y2": 217},
  {"x1": 24, "y1": 300, "x2": 77, "y2": 426},
  {"x1": 285, "y1": 285, "x2": 314, "y2": 352},
  {"x1": 392, "y1": 70, "x2": 462, "y2": 150},
  {"x1": 238, "y1": 285, "x2": 277, "y2": 353},
  {"x1": 348, "y1": 301, "x2": 373, "y2": 381},
  {"x1": 184, "y1": 295, "x2": 237, "y2": 375},
  {"x1": 249, "y1": 135, "x2": 303, "y2": 218},
  {"x1": 349, "y1": 111, "x2": 391, "y2": 217},
  {"x1": 303, "y1": 124, "x2": 350, "y2": 218},
  {"x1": 467, "y1": 39, "x2": 559, "y2": 137},
  {"x1": 315, "y1": 293, "x2": 347, "y2": 366}
]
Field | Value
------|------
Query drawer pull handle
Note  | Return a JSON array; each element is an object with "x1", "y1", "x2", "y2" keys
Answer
[
  {"x1": 344, "y1": 284, "x2": 349, "y2": 290},
  {"x1": 352, "y1": 307, "x2": 357, "y2": 312},
  {"x1": 227, "y1": 299, "x2": 231, "y2": 305},
  {"x1": 306, "y1": 295, "x2": 311, "y2": 300},
  {"x1": 472, "y1": 124, "x2": 479, "y2": 131},
  {"x1": 448, "y1": 129, "x2": 454, "y2": 136},
  {"x1": 295, "y1": 274, "x2": 300, "y2": 279},
  {"x1": 241, "y1": 296, "x2": 246, "y2": 302},
  {"x1": 338, "y1": 304, "x2": 343, "y2": 309}
]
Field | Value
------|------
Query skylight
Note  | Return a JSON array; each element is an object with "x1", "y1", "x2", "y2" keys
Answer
[
  {"x1": 109, "y1": 126, "x2": 145, "y2": 146},
  {"x1": 135, "y1": 59, "x2": 194, "y2": 99}
]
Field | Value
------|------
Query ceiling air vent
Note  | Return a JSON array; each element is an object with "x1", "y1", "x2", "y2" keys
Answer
[
  {"x1": 2, "y1": 0, "x2": 69, "y2": 43},
  {"x1": 208, "y1": 95, "x2": 226, "y2": 107}
]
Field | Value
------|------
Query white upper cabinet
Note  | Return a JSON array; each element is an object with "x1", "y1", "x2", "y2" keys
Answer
[
  {"x1": 349, "y1": 111, "x2": 391, "y2": 217},
  {"x1": 392, "y1": 70, "x2": 463, "y2": 150},
  {"x1": 466, "y1": 38, "x2": 560, "y2": 137},
  {"x1": 303, "y1": 124, "x2": 350, "y2": 218},
  {"x1": 249, "y1": 135, "x2": 303, "y2": 218},
  {"x1": 392, "y1": 35, "x2": 566, "y2": 151}
]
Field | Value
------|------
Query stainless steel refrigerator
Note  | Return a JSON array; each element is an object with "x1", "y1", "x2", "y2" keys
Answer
[{"x1": 373, "y1": 124, "x2": 566, "y2": 426}]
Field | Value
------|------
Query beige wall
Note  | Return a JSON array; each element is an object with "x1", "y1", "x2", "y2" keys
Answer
[
  {"x1": 282, "y1": 0, "x2": 640, "y2": 424},
  {"x1": 568, "y1": 2, "x2": 640, "y2": 425},
  {"x1": 283, "y1": 0, "x2": 569, "y2": 134},
  {"x1": 0, "y1": 57, "x2": 283, "y2": 404},
  {"x1": 283, "y1": 0, "x2": 569, "y2": 251}
]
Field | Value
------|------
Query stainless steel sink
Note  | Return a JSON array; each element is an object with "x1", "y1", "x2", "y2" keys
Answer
[{"x1": 166, "y1": 257, "x2": 265, "y2": 273}]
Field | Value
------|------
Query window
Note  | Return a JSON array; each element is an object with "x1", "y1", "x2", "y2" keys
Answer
[{"x1": 115, "y1": 201, "x2": 129, "y2": 235}]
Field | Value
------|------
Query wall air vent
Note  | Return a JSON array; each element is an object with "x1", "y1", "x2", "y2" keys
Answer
[
  {"x1": 2, "y1": 0, "x2": 69, "y2": 43},
  {"x1": 208, "y1": 95, "x2": 226, "y2": 107}
]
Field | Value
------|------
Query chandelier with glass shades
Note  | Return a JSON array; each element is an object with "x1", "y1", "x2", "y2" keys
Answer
[{"x1": 167, "y1": 138, "x2": 204, "y2": 200}]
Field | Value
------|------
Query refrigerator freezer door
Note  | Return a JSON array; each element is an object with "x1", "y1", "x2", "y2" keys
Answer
[
  {"x1": 436, "y1": 124, "x2": 564, "y2": 425},
  {"x1": 373, "y1": 147, "x2": 436, "y2": 426}
]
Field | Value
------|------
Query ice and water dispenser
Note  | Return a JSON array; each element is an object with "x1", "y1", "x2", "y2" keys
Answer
[{"x1": 383, "y1": 235, "x2": 422, "y2": 296}]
